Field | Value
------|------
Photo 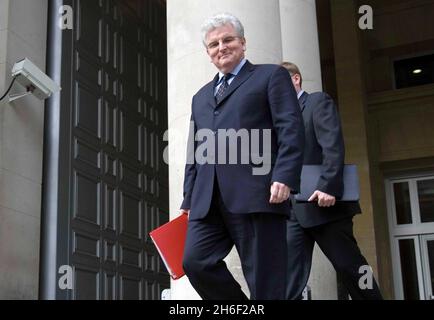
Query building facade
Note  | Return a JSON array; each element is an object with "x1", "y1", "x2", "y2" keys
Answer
[{"x1": 0, "y1": 0, "x2": 433, "y2": 300}]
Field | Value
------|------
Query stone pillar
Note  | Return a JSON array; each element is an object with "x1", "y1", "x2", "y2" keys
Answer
[
  {"x1": 280, "y1": 0, "x2": 337, "y2": 300},
  {"x1": 280, "y1": 0, "x2": 322, "y2": 92},
  {"x1": 0, "y1": 0, "x2": 48, "y2": 299},
  {"x1": 167, "y1": 0, "x2": 283, "y2": 299},
  {"x1": 330, "y1": 0, "x2": 380, "y2": 287}
]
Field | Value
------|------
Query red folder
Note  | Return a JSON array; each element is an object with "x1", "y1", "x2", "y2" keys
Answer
[{"x1": 149, "y1": 213, "x2": 188, "y2": 280}]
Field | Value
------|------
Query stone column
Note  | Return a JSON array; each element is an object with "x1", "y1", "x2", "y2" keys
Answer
[
  {"x1": 330, "y1": 0, "x2": 380, "y2": 289},
  {"x1": 167, "y1": 0, "x2": 283, "y2": 299},
  {"x1": 280, "y1": 0, "x2": 337, "y2": 300},
  {"x1": 280, "y1": 0, "x2": 322, "y2": 92}
]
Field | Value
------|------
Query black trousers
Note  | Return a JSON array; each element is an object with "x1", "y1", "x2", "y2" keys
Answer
[
  {"x1": 183, "y1": 182, "x2": 288, "y2": 300},
  {"x1": 286, "y1": 216, "x2": 383, "y2": 300}
]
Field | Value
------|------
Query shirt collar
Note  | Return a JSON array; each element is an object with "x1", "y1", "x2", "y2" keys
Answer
[
  {"x1": 297, "y1": 90, "x2": 305, "y2": 100},
  {"x1": 217, "y1": 58, "x2": 247, "y2": 83}
]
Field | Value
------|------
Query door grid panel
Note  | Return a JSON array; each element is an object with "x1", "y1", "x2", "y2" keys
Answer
[{"x1": 64, "y1": 0, "x2": 168, "y2": 300}]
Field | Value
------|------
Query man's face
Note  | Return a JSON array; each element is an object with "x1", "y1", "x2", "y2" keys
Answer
[{"x1": 205, "y1": 24, "x2": 246, "y2": 74}]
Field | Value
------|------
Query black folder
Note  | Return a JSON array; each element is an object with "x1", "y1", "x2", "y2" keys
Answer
[{"x1": 294, "y1": 164, "x2": 359, "y2": 202}]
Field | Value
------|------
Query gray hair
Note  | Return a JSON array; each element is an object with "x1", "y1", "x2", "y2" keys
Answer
[{"x1": 201, "y1": 13, "x2": 244, "y2": 46}]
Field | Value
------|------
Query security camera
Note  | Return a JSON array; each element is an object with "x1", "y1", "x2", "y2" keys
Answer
[{"x1": 11, "y1": 58, "x2": 61, "y2": 100}]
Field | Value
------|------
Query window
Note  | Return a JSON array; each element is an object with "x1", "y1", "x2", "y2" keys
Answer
[{"x1": 386, "y1": 175, "x2": 434, "y2": 300}]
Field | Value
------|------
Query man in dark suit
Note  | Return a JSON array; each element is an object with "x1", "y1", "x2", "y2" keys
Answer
[
  {"x1": 179, "y1": 14, "x2": 304, "y2": 300},
  {"x1": 281, "y1": 62, "x2": 383, "y2": 300}
]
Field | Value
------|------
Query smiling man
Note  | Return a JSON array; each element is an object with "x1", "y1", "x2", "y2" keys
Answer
[
  {"x1": 179, "y1": 13, "x2": 304, "y2": 300},
  {"x1": 205, "y1": 23, "x2": 245, "y2": 74}
]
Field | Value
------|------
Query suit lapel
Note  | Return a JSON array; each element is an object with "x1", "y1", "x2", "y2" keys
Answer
[
  {"x1": 299, "y1": 91, "x2": 308, "y2": 113},
  {"x1": 215, "y1": 60, "x2": 255, "y2": 107}
]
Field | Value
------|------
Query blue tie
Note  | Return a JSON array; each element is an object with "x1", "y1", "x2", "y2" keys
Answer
[{"x1": 215, "y1": 73, "x2": 233, "y2": 103}]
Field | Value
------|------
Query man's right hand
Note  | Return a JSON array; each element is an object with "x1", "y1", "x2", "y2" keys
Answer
[
  {"x1": 269, "y1": 181, "x2": 291, "y2": 204},
  {"x1": 308, "y1": 190, "x2": 336, "y2": 207}
]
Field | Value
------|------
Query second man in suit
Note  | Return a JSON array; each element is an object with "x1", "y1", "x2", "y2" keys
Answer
[{"x1": 281, "y1": 62, "x2": 383, "y2": 300}]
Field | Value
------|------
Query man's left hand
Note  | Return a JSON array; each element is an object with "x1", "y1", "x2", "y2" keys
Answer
[
  {"x1": 269, "y1": 182, "x2": 291, "y2": 204},
  {"x1": 308, "y1": 190, "x2": 336, "y2": 207}
]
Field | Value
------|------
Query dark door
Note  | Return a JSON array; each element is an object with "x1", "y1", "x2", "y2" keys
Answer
[{"x1": 41, "y1": 0, "x2": 169, "y2": 300}]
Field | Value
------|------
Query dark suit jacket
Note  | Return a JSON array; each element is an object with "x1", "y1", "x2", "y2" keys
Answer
[
  {"x1": 181, "y1": 61, "x2": 305, "y2": 220},
  {"x1": 292, "y1": 91, "x2": 361, "y2": 228}
]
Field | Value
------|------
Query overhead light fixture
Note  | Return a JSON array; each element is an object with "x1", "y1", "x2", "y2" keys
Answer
[{"x1": 412, "y1": 69, "x2": 422, "y2": 74}]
